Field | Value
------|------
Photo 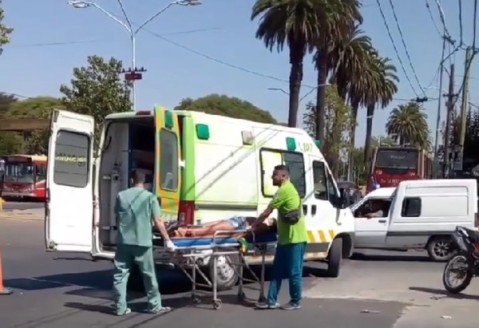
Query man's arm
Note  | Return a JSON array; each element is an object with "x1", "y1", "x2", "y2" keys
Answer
[
  {"x1": 150, "y1": 195, "x2": 171, "y2": 242},
  {"x1": 252, "y1": 190, "x2": 282, "y2": 228}
]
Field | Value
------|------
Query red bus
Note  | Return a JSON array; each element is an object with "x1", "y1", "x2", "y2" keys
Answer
[
  {"x1": 367, "y1": 146, "x2": 432, "y2": 192},
  {"x1": 0, "y1": 154, "x2": 47, "y2": 201}
]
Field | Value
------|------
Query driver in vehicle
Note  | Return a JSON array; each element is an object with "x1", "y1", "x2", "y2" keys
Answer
[
  {"x1": 170, "y1": 216, "x2": 277, "y2": 238},
  {"x1": 363, "y1": 200, "x2": 390, "y2": 219}
]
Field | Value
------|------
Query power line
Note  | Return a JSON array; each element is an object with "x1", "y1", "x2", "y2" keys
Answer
[
  {"x1": 387, "y1": 0, "x2": 426, "y2": 95},
  {"x1": 458, "y1": 0, "x2": 464, "y2": 46},
  {"x1": 144, "y1": 28, "x2": 317, "y2": 88},
  {"x1": 8, "y1": 28, "x2": 223, "y2": 48},
  {"x1": 375, "y1": 0, "x2": 419, "y2": 97},
  {"x1": 425, "y1": 0, "x2": 442, "y2": 37},
  {"x1": 473, "y1": 0, "x2": 478, "y2": 49}
]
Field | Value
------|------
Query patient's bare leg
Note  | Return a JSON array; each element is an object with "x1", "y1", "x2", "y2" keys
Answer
[{"x1": 177, "y1": 221, "x2": 235, "y2": 237}]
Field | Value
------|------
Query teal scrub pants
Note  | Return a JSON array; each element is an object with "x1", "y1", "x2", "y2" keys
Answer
[
  {"x1": 267, "y1": 242, "x2": 306, "y2": 306},
  {"x1": 113, "y1": 244, "x2": 162, "y2": 313}
]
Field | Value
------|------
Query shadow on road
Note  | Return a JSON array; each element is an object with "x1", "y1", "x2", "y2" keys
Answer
[
  {"x1": 351, "y1": 252, "x2": 432, "y2": 263},
  {"x1": 409, "y1": 286, "x2": 479, "y2": 301}
]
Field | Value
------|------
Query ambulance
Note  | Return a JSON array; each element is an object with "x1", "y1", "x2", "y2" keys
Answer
[{"x1": 45, "y1": 107, "x2": 355, "y2": 290}]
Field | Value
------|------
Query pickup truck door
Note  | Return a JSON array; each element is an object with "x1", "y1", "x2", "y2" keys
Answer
[
  {"x1": 353, "y1": 198, "x2": 388, "y2": 248},
  {"x1": 45, "y1": 110, "x2": 95, "y2": 252}
]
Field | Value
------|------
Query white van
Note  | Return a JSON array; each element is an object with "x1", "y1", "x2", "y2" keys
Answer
[
  {"x1": 44, "y1": 108, "x2": 355, "y2": 289},
  {"x1": 351, "y1": 179, "x2": 478, "y2": 261}
]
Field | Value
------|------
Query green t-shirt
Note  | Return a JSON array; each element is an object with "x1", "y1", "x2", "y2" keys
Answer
[
  {"x1": 115, "y1": 187, "x2": 161, "y2": 247},
  {"x1": 269, "y1": 180, "x2": 308, "y2": 245}
]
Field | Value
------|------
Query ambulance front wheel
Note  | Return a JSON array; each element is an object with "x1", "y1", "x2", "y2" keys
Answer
[
  {"x1": 208, "y1": 254, "x2": 239, "y2": 291},
  {"x1": 326, "y1": 238, "x2": 343, "y2": 278}
]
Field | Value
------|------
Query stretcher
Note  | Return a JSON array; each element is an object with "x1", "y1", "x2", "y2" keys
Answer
[{"x1": 155, "y1": 230, "x2": 277, "y2": 310}]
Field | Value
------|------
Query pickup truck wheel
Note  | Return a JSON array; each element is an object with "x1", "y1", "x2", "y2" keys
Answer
[
  {"x1": 427, "y1": 237, "x2": 454, "y2": 262},
  {"x1": 326, "y1": 238, "x2": 343, "y2": 278},
  {"x1": 208, "y1": 254, "x2": 239, "y2": 291}
]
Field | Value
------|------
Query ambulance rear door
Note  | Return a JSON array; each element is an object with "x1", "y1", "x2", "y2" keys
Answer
[
  {"x1": 154, "y1": 106, "x2": 182, "y2": 220},
  {"x1": 45, "y1": 110, "x2": 95, "y2": 252}
]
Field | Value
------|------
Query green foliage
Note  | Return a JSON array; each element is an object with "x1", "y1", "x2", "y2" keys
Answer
[
  {"x1": 0, "y1": 93, "x2": 21, "y2": 155},
  {"x1": 174, "y1": 94, "x2": 277, "y2": 124},
  {"x1": 251, "y1": 0, "x2": 328, "y2": 127},
  {"x1": 4, "y1": 97, "x2": 64, "y2": 154},
  {"x1": 0, "y1": 132, "x2": 23, "y2": 156},
  {"x1": 0, "y1": 92, "x2": 17, "y2": 116},
  {"x1": 303, "y1": 85, "x2": 353, "y2": 176},
  {"x1": 60, "y1": 55, "x2": 132, "y2": 148},
  {"x1": 0, "y1": 0, "x2": 13, "y2": 54},
  {"x1": 386, "y1": 101, "x2": 430, "y2": 150}
]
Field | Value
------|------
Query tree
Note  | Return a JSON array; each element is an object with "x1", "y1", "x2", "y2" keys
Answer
[
  {"x1": 60, "y1": 55, "x2": 132, "y2": 147},
  {"x1": 386, "y1": 102, "x2": 430, "y2": 150},
  {"x1": 303, "y1": 85, "x2": 352, "y2": 177},
  {"x1": 312, "y1": 0, "x2": 362, "y2": 142},
  {"x1": 0, "y1": 93, "x2": 21, "y2": 155},
  {"x1": 251, "y1": 0, "x2": 325, "y2": 128},
  {"x1": 363, "y1": 54, "x2": 398, "y2": 168},
  {"x1": 174, "y1": 94, "x2": 277, "y2": 123},
  {"x1": 4, "y1": 97, "x2": 64, "y2": 154},
  {"x1": 0, "y1": 0, "x2": 13, "y2": 55},
  {"x1": 0, "y1": 132, "x2": 23, "y2": 156},
  {"x1": 0, "y1": 92, "x2": 17, "y2": 116}
]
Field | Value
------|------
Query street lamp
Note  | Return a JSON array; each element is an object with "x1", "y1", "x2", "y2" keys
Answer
[{"x1": 68, "y1": 0, "x2": 202, "y2": 110}]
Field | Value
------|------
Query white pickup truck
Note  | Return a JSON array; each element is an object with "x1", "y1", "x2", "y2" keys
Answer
[{"x1": 351, "y1": 179, "x2": 478, "y2": 261}]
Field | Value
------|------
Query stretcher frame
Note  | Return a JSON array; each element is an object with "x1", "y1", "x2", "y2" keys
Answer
[{"x1": 162, "y1": 229, "x2": 275, "y2": 310}]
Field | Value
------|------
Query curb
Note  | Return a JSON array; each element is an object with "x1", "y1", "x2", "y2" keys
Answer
[{"x1": 0, "y1": 211, "x2": 44, "y2": 221}]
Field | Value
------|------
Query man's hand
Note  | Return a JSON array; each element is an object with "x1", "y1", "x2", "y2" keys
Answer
[{"x1": 165, "y1": 239, "x2": 176, "y2": 251}]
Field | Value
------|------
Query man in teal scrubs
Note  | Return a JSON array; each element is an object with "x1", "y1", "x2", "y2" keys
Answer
[
  {"x1": 113, "y1": 170, "x2": 176, "y2": 316},
  {"x1": 253, "y1": 164, "x2": 308, "y2": 310}
]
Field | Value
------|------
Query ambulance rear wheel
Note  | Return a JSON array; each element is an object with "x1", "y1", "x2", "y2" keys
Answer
[
  {"x1": 208, "y1": 254, "x2": 239, "y2": 291},
  {"x1": 326, "y1": 238, "x2": 343, "y2": 278}
]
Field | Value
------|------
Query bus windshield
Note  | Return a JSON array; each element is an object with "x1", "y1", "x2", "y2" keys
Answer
[
  {"x1": 4, "y1": 162, "x2": 35, "y2": 183},
  {"x1": 375, "y1": 149, "x2": 418, "y2": 170}
]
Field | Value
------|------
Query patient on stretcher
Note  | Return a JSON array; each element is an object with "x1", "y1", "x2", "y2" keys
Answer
[{"x1": 170, "y1": 216, "x2": 277, "y2": 238}]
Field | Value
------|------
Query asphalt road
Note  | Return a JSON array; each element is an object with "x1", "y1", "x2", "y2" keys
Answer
[
  {"x1": 2, "y1": 200, "x2": 44, "y2": 211},
  {"x1": 1, "y1": 220, "x2": 477, "y2": 327}
]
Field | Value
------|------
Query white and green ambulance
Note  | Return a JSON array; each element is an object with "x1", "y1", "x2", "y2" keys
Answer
[{"x1": 45, "y1": 107, "x2": 355, "y2": 290}]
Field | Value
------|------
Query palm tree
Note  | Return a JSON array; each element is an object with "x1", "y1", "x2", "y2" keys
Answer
[
  {"x1": 312, "y1": 0, "x2": 363, "y2": 141},
  {"x1": 251, "y1": 0, "x2": 324, "y2": 127},
  {"x1": 330, "y1": 26, "x2": 375, "y2": 176},
  {"x1": 363, "y1": 54, "x2": 399, "y2": 167},
  {"x1": 386, "y1": 102, "x2": 430, "y2": 149}
]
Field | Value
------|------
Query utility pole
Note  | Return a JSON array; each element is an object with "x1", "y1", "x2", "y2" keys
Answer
[
  {"x1": 442, "y1": 64, "x2": 455, "y2": 178},
  {"x1": 457, "y1": 47, "x2": 474, "y2": 173},
  {"x1": 432, "y1": 35, "x2": 448, "y2": 178}
]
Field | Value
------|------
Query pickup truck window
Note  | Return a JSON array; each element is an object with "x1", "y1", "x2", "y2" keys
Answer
[{"x1": 401, "y1": 197, "x2": 421, "y2": 217}]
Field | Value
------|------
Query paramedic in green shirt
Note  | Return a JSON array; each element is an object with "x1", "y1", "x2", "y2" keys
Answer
[
  {"x1": 253, "y1": 164, "x2": 308, "y2": 310},
  {"x1": 113, "y1": 170, "x2": 176, "y2": 316}
]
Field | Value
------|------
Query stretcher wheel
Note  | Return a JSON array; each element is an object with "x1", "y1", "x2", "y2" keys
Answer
[
  {"x1": 213, "y1": 299, "x2": 222, "y2": 310},
  {"x1": 192, "y1": 296, "x2": 201, "y2": 305}
]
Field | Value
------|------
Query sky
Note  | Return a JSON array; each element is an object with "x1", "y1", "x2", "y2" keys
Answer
[{"x1": 0, "y1": 0, "x2": 478, "y2": 147}]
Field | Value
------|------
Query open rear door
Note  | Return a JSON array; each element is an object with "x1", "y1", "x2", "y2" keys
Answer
[
  {"x1": 154, "y1": 106, "x2": 181, "y2": 220},
  {"x1": 45, "y1": 110, "x2": 95, "y2": 252}
]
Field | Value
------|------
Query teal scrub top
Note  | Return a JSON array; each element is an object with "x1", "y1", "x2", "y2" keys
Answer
[{"x1": 115, "y1": 187, "x2": 161, "y2": 247}]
